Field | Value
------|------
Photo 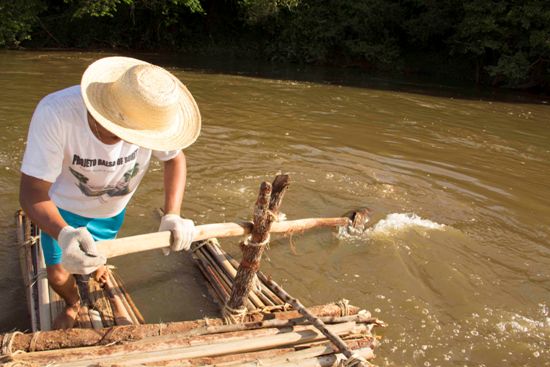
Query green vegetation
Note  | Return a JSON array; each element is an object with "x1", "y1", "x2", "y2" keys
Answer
[{"x1": 1, "y1": 0, "x2": 549, "y2": 90}]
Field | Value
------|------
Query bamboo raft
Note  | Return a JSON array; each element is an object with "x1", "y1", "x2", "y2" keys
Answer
[{"x1": 3, "y1": 175, "x2": 384, "y2": 366}]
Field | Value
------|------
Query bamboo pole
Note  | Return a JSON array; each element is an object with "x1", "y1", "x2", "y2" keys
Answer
[
  {"x1": 88, "y1": 309, "x2": 103, "y2": 330},
  {"x1": 112, "y1": 271, "x2": 145, "y2": 324},
  {"x1": 199, "y1": 244, "x2": 266, "y2": 310},
  {"x1": 266, "y1": 278, "x2": 368, "y2": 367},
  {"x1": 4, "y1": 303, "x2": 359, "y2": 353},
  {"x1": 35, "y1": 241, "x2": 51, "y2": 331},
  {"x1": 108, "y1": 272, "x2": 139, "y2": 325},
  {"x1": 104, "y1": 276, "x2": 133, "y2": 326},
  {"x1": 77, "y1": 306, "x2": 93, "y2": 329},
  {"x1": 9, "y1": 322, "x2": 364, "y2": 366},
  {"x1": 16, "y1": 211, "x2": 38, "y2": 332},
  {"x1": 158, "y1": 339, "x2": 375, "y2": 366},
  {"x1": 203, "y1": 241, "x2": 277, "y2": 307}
]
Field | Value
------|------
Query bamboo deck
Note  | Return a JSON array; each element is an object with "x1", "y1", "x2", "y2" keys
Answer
[
  {"x1": 6, "y1": 208, "x2": 384, "y2": 366},
  {"x1": 15, "y1": 210, "x2": 144, "y2": 332}
]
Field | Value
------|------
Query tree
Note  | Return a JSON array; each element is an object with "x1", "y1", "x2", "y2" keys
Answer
[{"x1": 0, "y1": 0, "x2": 44, "y2": 47}]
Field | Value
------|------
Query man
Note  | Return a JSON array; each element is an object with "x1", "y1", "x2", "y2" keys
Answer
[{"x1": 19, "y1": 56, "x2": 201, "y2": 329}]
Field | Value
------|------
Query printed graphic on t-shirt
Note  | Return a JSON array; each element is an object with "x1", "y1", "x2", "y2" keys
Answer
[{"x1": 69, "y1": 163, "x2": 140, "y2": 197}]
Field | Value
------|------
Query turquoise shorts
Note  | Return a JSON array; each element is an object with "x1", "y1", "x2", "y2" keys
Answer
[{"x1": 41, "y1": 207, "x2": 126, "y2": 266}]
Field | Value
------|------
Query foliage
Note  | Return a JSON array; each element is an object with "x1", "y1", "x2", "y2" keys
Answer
[
  {"x1": 0, "y1": 0, "x2": 44, "y2": 47},
  {"x1": 0, "y1": 0, "x2": 548, "y2": 89},
  {"x1": 452, "y1": 0, "x2": 550, "y2": 86}
]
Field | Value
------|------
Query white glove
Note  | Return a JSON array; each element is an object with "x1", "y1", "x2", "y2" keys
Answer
[
  {"x1": 159, "y1": 214, "x2": 195, "y2": 255},
  {"x1": 58, "y1": 226, "x2": 106, "y2": 275}
]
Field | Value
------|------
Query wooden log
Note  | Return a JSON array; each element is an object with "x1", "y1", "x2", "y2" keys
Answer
[
  {"x1": 266, "y1": 278, "x2": 369, "y2": 366},
  {"x1": 9, "y1": 322, "x2": 364, "y2": 366},
  {"x1": 96, "y1": 217, "x2": 350, "y2": 259},
  {"x1": 16, "y1": 211, "x2": 38, "y2": 332},
  {"x1": 155, "y1": 338, "x2": 375, "y2": 366},
  {"x1": 4, "y1": 303, "x2": 360, "y2": 353},
  {"x1": 226, "y1": 253, "x2": 285, "y2": 306},
  {"x1": 225, "y1": 180, "x2": 273, "y2": 321}
]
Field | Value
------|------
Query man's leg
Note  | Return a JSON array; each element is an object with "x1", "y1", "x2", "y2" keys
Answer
[{"x1": 46, "y1": 264, "x2": 80, "y2": 329}]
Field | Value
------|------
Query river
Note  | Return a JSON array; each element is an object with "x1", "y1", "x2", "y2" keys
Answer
[{"x1": 0, "y1": 51, "x2": 548, "y2": 366}]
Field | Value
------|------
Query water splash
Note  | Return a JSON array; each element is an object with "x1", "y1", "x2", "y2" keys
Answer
[
  {"x1": 370, "y1": 213, "x2": 445, "y2": 234},
  {"x1": 338, "y1": 212, "x2": 446, "y2": 239}
]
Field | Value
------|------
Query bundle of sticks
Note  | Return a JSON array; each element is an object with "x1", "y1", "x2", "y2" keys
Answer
[
  {"x1": 192, "y1": 238, "x2": 286, "y2": 313},
  {"x1": 1, "y1": 302, "x2": 383, "y2": 366}
]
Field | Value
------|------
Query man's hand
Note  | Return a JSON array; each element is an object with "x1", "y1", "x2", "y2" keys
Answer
[
  {"x1": 159, "y1": 214, "x2": 195, "y2": 255},
  {"x1": 58, "y1": 226, "x2": 106, "y2": 274}
]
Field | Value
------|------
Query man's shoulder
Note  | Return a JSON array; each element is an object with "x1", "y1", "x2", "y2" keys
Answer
[{"x1": 39, "y1": 85, "x2": 84, "y2": 111}]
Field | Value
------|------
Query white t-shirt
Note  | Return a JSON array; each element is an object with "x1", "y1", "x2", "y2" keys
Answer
[{"x1": 21, "y1": 86, "x2": 179, "y2": 218}]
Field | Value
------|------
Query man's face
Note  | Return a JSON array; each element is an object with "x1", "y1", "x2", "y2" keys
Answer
[{"x1": 88, "y1": 112, "x2": 122, "y2": 145}]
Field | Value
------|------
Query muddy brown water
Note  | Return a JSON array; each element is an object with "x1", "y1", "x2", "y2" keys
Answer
[{"x1": 0, "y1": 51, "x2": 548, "y2": 366}]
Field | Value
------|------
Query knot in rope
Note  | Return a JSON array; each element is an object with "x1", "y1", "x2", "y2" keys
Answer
[
  {"x1": 1, "y1": 331, "x2": 24, "y2": 356},
  {"x1": 336, "y1": 298, "x2": 351, "y2": 316},
  {"x1": 222, "y1": 304, "x2": 247, "y2": 325},
  {"x1": 22, "y1": 235, "x2": 39, "y2": 248},
  {"x1": 340, "y1": 353, "x2": 368, "y2": 367},
  {"x1": 242, "y1": 234, "x2": 270, "y2": 248}
]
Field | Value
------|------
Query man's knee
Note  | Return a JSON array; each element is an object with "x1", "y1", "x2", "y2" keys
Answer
[{"x1": 46, "y1": 264, "x2": 71, "y2": 286}]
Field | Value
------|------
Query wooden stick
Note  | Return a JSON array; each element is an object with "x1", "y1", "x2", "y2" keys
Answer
[
  {"x1": 97, "y1": 217, "x2": 349, "y2": 259},
  {"x1": 266, "y1": 278, "x2": 368, "y2": 366},
  {"x1": 112, "y1": 271, "x2": 145, "y2": 324},
  {"x1": 103, "y1": 276, "x2": 133, "y2": 326},
  {"x1": 226, "y1": 253, "x2": 284, "y2": 305},
  {"x1": 77, "y1": 305, "x2": 93, "y2": 329},
  {"x1": 203, "y1": 240, "x2": 277, "y2": 308},
  {"x1": 225, "y1": 179, "x2": 275, "y2": 319},
  {"x1": 88, "y1": 280, "x2": 114, "y2": 327},
  {"x1": 35, "y1": 240, "x2": 52, "y2": 331},
  {"x1": 4, "y1": 303, "x2": 358, "y2": 353},
  {"x1": 107, "y1": 272, "x2": 139, "y2": 325},
  {"x1": 10, "y1": 322, "x2": 363, "y2": 366},
  {"x1": 16, "y1": 211, "x2": 38, "y2": 332},
  {"x1": 88, "y1": 309, "x2": 103, "y2": 330},
  {"x1": 167, "y1": 339, "x2": 375, "y2": 366},
  {"x1": 199, "y1": 244, "x2": 266, "y2": 309}
]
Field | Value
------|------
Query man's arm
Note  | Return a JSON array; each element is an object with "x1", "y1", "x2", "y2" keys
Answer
[
  {"x1": 162, "y1": 150, "x2": 187, "y2": 215},
  {"x1": 20, "y1": 173, "x2": 67, "y2": 239}
]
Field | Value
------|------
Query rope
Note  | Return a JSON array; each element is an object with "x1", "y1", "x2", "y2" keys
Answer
[
  {"x1": 191, "y1": 240, "x2": 208, "y2": 253},
  {"x1": 21, "y1": 236, "x2": 39, "y2": 248},
  {"x1": 28, "y1": 331, "x2": 41, "y2": 353},
  {"x1": 336, "y1": 299, "x2": 350, "y2": 316},
  {"x1": 222, "y1": 304, "x2": 247, "y2": 325},
  {"x1": 340, "y1": 353, "x2": 369, "y2": 367},
  {"x1": 242, "y1": 234, "x2": 271, "y2": 248},
  {"x1": 1, "y1": 331, "x2": 23, "y2": 356},
  {"x1": 158, "y1": 323, "x2": 166, "y2": 336}
]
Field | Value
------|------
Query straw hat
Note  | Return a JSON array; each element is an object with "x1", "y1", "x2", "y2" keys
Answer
[{"x1": 81, "y1": 56, "x2": 201, "y2": 151}]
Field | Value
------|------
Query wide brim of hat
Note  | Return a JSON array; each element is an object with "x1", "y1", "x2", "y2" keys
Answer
[{"x1": 81, "y1": 56, "x2": 201, "y2": 151}]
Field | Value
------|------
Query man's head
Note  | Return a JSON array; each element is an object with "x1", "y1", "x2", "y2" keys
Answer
[{"x1": 81, "y1": 57, "x2": 201, "y2": 150}]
